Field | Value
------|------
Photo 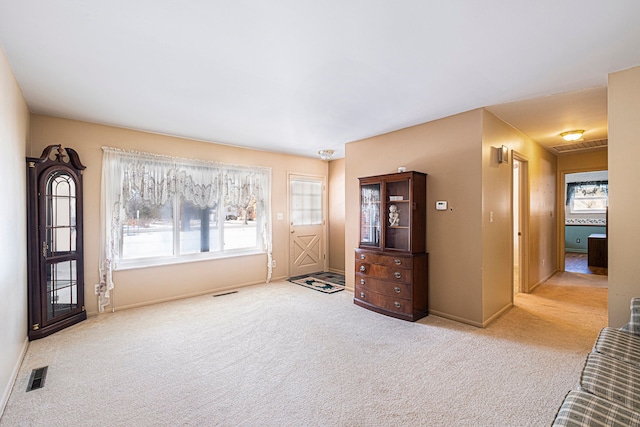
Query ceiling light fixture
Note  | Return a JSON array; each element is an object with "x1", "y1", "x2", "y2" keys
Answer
[
  {"x1": 318, "y1": 149, "x2": 334, "y2": 160},
  {"x1": 560, "y1": 130, "x2": 584, "y2": 142}
]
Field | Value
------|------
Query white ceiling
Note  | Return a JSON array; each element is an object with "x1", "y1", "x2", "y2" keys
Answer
[{"x1": 1, "y1": 1, "x2": 639, "y2": 159}]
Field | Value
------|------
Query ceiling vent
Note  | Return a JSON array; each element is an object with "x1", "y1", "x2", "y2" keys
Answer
[{"x1": 552, "y1": 139, "x2": 608, "y2": 154}]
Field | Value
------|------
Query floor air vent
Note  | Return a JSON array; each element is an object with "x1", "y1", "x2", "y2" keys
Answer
[
  {"x1": 213, "y1": 291, "x2": 238, "y2": 297},
  {"x1": 27, "y1": 366, "x2": 48, "y2": 392}
]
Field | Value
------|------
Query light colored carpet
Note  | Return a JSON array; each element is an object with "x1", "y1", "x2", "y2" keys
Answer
[{"x1": 1, "y1": 272, "x2": 608, "y2": 426}]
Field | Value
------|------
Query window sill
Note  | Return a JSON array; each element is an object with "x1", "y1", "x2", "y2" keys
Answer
[{"x1": 114, "y1": 249, "x2": 266, "y2": 271}]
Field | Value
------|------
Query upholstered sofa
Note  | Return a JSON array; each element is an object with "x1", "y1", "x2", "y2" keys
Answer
[{"x1": 552, "y1": 298, "x2": 640, "y2": 426}]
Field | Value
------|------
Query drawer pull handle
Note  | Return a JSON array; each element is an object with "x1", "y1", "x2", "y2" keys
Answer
[
  {"x1": 394, "y1": 272, "x2": 402, "y2": 279},
  {"x1": 360, "y1": 279, "x2": 365, "y2": 285},
  {"x1": 360, "y1": 254, "x2": 366, "y2": 260},
  {"x1": 360, "y1": 292, "x2": 365, "y2": 298},
  {"x1": 394, "y1": 302, "x2": 401, "y2": 309},
  {"x1": 394, "y1": 287, "x2": 401, "y2": 294},
  {"x1": 394, "y1": 259, "x2": 402, "y2": 265},
  {"x1": 360, "y1": 265, "x2": 366, "y2": 272}
]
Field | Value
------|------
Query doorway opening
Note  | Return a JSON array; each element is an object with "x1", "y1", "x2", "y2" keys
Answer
[
  {"x1": 562, "y1": 170, "x2": 608, "y2": 276},
  {"x1": 512, "y1": 154, "x2": 529, "y2": 296}
]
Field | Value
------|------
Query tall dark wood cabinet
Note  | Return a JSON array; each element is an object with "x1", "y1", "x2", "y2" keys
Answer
[
  {"x1": 354, "y1": 171, "x2": 428, "y2": 321},
  {"x1": 26, "y1": 145, "x2": 87, "y2": 340}
]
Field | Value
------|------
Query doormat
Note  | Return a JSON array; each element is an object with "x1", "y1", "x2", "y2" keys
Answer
[{"x1": 289, "y1": 276, "x2": 345, "y2": 294}]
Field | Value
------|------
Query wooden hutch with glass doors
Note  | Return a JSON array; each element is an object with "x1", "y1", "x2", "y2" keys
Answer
[{"x1": 355, "y1": 171, "x2": 428, "y2": 321}]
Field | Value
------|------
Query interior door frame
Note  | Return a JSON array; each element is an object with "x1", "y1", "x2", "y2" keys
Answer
[
  {"x1": 557, "y1": 166, "x2": 608, "y2": 272},
  {"x1": 287, "y1": 172, "x2": 328, "y2": 277},
  {"x1": 512, "y1": 151, "x2": 530, "y2": 295}
]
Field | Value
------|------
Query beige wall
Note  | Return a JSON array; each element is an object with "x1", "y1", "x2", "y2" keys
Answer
[
  {"x1": 328, "y1": 158, "x2": 345, "y2": 274},
  {"x1": 346, "y1": 110, "x2": 485, "y2": 325},
  {"x1": 481, "y1": 110, "x2": 557, "y2": 323},
  {"x1": 345, "y1": 109, "x2": 557, "y2": 327},
  {"x1": 481, "y1": 111, "x2": 514, "y2": 322},
  {"x1": 557, "y1": 148, "x2": 608, "y2": 174},
  {"x1": 0, "y1": 46, "x2": 30, "y2": 414},
  {"x1": 556, "y1": 148, "x2": 608, "y2": 266},
  {"x1": 29, "y1": 115, "x2": 328, "y2": 315},
  {"x1": 608, "y1": 66, "x2": 640, "y2": 327}
]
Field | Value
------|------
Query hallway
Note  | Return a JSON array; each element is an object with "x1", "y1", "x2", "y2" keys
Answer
[{"x1": 515, "y1": 254, "x2": 608, "y2": 328}]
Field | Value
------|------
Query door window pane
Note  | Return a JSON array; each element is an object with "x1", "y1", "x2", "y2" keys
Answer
[{"x1": 291, "y1": 179, "x2": 322, "y2": 226}]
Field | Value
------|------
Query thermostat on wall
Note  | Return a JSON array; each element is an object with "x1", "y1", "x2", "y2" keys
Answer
[{"x1": 435, "y1": 201, "x2": 447, "y2": 211}]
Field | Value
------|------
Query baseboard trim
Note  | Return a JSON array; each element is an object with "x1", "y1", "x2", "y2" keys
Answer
[
  {"x1": 482, "y1": 302, "x2": 514, "y2": 327},
  {"x1": 87, "y1": 276, "x2": 289, "y2": 316},
  {"x1": 1, "y1": 336, "x2": 29, "y2": 418},
  {"x1": 327, "y1": 268, "x2": 345, "y2": 275},
  {"x1": 529, "y1": 270, "x2": 557, "y2": 293},
  {"x1": 428, "y1": 309, "x2": 484, "y2": 328}
]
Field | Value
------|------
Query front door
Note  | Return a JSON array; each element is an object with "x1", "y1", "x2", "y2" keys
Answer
[{"x1": 289, "y1": 175, "x2": 326, "y2": 277}]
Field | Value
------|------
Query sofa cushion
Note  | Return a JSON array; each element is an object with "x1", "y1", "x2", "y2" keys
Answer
[
  {"x1": 594, "y1": 327, "x2": 640, "y2": 366},
  {"x1": 580, "y1": 352, "x2": 640, "y2": 412},
  {"x1": 552, "y1": 390, "x2": 640, "y2": 426}
]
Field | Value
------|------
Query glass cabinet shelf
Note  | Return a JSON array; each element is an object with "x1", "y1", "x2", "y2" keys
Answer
[{"x1": 358, "y1": 171, "x2": 426, "y2": 253}]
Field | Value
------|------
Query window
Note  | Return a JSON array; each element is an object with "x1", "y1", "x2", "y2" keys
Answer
[
  {"x1": 120, "y1": 192, "x2": 261, "y2": 261},
  {"x1": 571, "y1": 196, "x2": 608, "y2": 213},
  {"x1": 122, "y1": 193, "x2": 174, "y2": 259},
  {"x1": 98, "y1": 147, "x2": 272, "y2": 311},
  {"x1": 566, "y1": 181, "x2": 608, "y2": 214},
  {"x1": 180, "y1": 200, "x2": 220, "y2": 254}
]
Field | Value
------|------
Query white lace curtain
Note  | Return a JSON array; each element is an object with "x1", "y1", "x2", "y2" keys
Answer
[{"x1": 99, "y1": 147, "x2": 272, "y2": 312}]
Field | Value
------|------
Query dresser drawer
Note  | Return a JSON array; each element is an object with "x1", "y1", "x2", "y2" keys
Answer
[
  {"x1": 355, "y1": 250, "x2": 410, "y2": 268},
  {"x1": 355, "y1": 285, "x2": 412, "y2": 315},
  {"x1": 355, "y1": 273, "x2": 412, "y2": 299},
  {"x1": 355, "y1": 260, "x2": 411, "y2": 284}
]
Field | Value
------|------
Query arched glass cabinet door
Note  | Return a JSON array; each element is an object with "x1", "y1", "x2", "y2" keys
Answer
[{"x1": 27, "y1": 145, "x2": 86, "y2": 340}]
